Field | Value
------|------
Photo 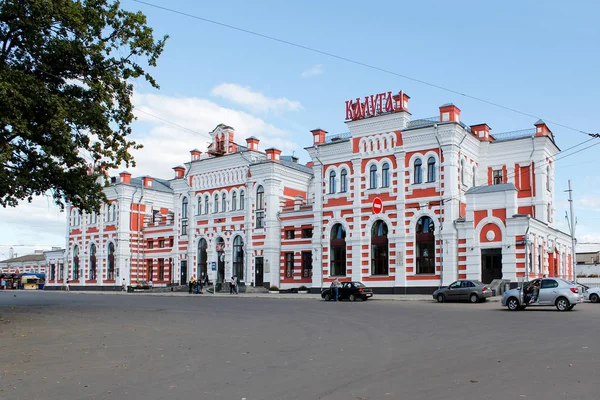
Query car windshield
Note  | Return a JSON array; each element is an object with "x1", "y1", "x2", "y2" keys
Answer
[{"x1": 353, "y1": 282, "x2": 366, "y2": 288}]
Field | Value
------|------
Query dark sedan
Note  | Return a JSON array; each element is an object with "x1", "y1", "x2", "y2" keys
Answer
[
  {"x1": 432, "y1": 280, "x2": 492, "y2": 303},
  {"x1": 321, "y1": 281, "x2": 373, "y2": 301}
]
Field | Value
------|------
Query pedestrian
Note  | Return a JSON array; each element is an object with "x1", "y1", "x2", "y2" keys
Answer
[
  {"x1": 122, "y1": 278, "x2": 127, "y2": 292},
  {"x1": 233, "y1": 275, "x2": 238, "y2": 295},
  {"x1": 196, "y1": 276, "x2": 202, "y2": 294},
  {"x1": 230, "y1": 276, "x2": 236, "y2": 294},
  {"x1": 189, "y1": 276, "x2": 195, "y2": 294},
  {"x1": 1, "y1": 278, "x2": 5, "y2": 290},
  {"x1": 332, "y1": 278, "x2": 341, "y2": 302},
  {"x1": 64, "y1": 279, "x2": 70, "y2": 292},
  {"x1": 203, "y1": 273, "x2": 209, "y2": 286}
]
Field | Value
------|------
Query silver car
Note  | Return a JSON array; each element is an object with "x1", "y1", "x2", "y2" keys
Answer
[
  {"x1": 432, "y1": 280, "x2": 493, "y2": 303},
  {"x1": 583, "y1": 287, "x2": 600, "y2": 303},
  {"x1": 501, "y1": 278, "x2": 583, "y2": 311}
]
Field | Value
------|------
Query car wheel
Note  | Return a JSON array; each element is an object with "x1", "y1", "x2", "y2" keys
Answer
[
  {"x1": 469, "y1": 293, "x2": 479, "y2": 303},
  {"x1": 507, "y1": 297, "x2": 520, "y2": 311},
  {"x1": 437, "y1": 294, "x2": 446, "y2": 303},
  {"x1": 590, "y1": 293, "x2": 599, "y2": 303},
  {"x1": 362, "y1": 296, "x2": 368, "y2": 301},
  {"x1": 349, "y1": 294, "x2": 356, "y2": 302},
  {"x1": 324, "y1": 293, "x2": 331, "y2": 301},
  {"x1": 556, "y1": 297, "x2": 570, "y2": 311}
]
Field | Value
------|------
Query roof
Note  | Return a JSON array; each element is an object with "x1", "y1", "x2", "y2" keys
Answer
[
  {"x1": 0, "y1": 254, "x2": 46, "y2": 264},
  {"x1": 128, "y1": 177, "x2": 174, "y2": 193},
  {"x1": 465, "y1": 183, "x2": 517, "y2": 195}
]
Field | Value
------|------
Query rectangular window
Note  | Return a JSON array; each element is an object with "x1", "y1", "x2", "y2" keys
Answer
[
  {"x1": 159, "y1": 259, "x2": 165, "y2": 280},
  {"x1": 181, "y1": 219, "x2": 188, "y2": 236},
  {"x1": 170, "y1": 238, "x2": 174, "y2": 247},
  {"x1": 159, "y1": 239, "x2": 165, "y2": 248},
  {"x1": 59, "y1": 264, "x2": 64, "y2": 280},
  {"x1": 416, "y1": 242, "x2": 435, "y2": 274},
  {"x1": 493, "y1": 169, "x2": 503, "y2": 185},
  {"x1": 285, "y1": 253, "x2": 294, "y2": 278},
  {"x1": 148, "y1": 240, "x2": 154, "y2": 249},
  {"x1": 331, "y1": 246, "x2": 347, "y2": 276},
  {"x1": 302, "y1": 228, "x2": 313, "y2": 238},
  {"x1": 256, "y1": 211, "x2": 265, "y2": 228},
  {"x1": 147, "y1": 260, "x2": 153, "y2": 282},
  {"x1": 302, "y1": 251, "x2": 313, "y2": 278},
  {"x1": 50, "y1": 264, "x2": 56, "y2": 280},
  {"x1": 285, "y1": 230, "x2": 295, "y2": 239}
]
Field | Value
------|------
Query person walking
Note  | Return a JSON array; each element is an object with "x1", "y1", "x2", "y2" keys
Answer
[
  {"x1": 233, "y1": 275, "x2": 238, "y2": 295},
  {"x1": 122, "y1": 278, "x2": 127, "y2": 293},
  {"x1": 64, "y1": 279, "x2": 70, "y2": 292},
  {"x1": 332, "y1": 278, "x2": 341, "y2": 302},
  {"x1": 1, "y1": 278, "x2": 5, "y2": 290}
]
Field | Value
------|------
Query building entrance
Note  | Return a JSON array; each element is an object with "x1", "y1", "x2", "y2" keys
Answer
[
  {"x1": 255, "y1": 257, "x2": 264, "y2": 287},
  {"x1": 481, "y1": 248, "x2": 502, "y2": 283}
]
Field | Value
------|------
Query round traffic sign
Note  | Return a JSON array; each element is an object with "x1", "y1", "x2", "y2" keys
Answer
[{"x1": 372, "y1": 197, "x2": 383, "y2": 214}]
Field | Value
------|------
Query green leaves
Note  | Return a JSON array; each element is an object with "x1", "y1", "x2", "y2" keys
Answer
[{"x1": 0, "y1": 0, "x2": 167, "y2": 212}]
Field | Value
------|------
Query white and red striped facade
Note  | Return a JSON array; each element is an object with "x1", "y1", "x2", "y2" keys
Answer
[{"x1": 48, "y1": 91, "x2": 573, "y2": 293}]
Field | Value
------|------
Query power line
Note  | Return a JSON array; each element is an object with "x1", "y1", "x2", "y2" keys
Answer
[
  {"x1": 134, "y1": 108, "x2": 212, "y2": 139},
  {"x1": 134, "y1": 0, "x2": 598, "y2": 139}
]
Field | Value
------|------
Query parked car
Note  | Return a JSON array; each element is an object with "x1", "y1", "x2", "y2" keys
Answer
[
  {"x1": 432, "y1": 280, "x2": 492, "y2": 303},
  {"x1": 321, "y1": 282, "x2": 373, "y2": 301},
  {"x1": 583, "y1": 287, "x2": 600, "y2": 303},
  {"x1": 501, "y1": 278, "x2": 583, "y2": 311}
]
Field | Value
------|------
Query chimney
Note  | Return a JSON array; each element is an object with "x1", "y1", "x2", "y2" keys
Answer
[
  {"x1": 470, "y1": 124, "x2": 493, "y2": 141},
  {"x1": 311, "y1": 128, "x2": 327, "y2": 146},
  {"x1": 119, "y1": 171, "x2": 132, "y2": 184},
  {"x1": 246, "y1": 136, "x2": 260, "y2": 151},
  {"x1": 265, "y1": 148, "x2": 282, "y2": 162},
  {"x1": 142, "y1": 176, "x2": 153, "y2": 188},
  {"x1": 439, "y1": 103, "x2": 461, "y2": 123},
  {"x1": 173, "y1": 166, "x2": 185, "y2": 179},
  {"x1": 534, "y1": 120, "x2": 551, "y2": 137},
  {"x1": 393, "y1": 90, "x2": 410, "y2": 111},
  {"x1": 190, "y1": 149, "x2": 202, "y2": 161}
]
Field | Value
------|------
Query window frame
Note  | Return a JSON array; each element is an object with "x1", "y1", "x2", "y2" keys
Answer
[
  {"x1": 414, "y1": 159, "x2": 423, "y2": 184},
  {"x1": 340, "y1": 169, "x2": 348, "y2": 193},
  {"x1": 232, "y1": 192, "x2": 237, "y2": 211},
  {"x1": 493, "y1": 169, "x2": 503, "y2": 185},
  {"x1": 329, "y1": 170, "x2": 337, "y2": 194},
  {"x1": 330, "y1": 224, "x2": 347, "y2": 277},
  {"x1": 369, "y1": 164, "x2": 378, "y2": 189},
  {"x1": 302, "y1": 251, "x2": 313, "y2": 278},
  {"x1": 382, "y1": 163, "x2": 390, "y2": 188},
  {"x1": 285, "y1": 229, "x2": 295, "y2": 240},
  {"x1": 371, "y1": 220, "x2": 389, "y2": 275},
  {"x1": 427, "y1": 157, "x2": 436, "y2": 183},
  {"x1": 415, "y1": 216, "x2": 435, "y2": 275},
  {"x1": 285, "y1": 252, "x2": 294, "y2": 278}
]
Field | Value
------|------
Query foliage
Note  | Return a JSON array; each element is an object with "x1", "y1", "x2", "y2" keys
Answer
[{"x1": 0, "y1": 0, "x2": 167, "y2": 211}]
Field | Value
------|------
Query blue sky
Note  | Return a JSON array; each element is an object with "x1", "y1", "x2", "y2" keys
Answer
[{"x1": 1, "y1": 0, "x2": 599, "y2": 258}]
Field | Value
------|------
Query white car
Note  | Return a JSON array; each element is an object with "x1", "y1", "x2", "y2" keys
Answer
[{"x1": 584, "y1": 287, "x2": 600, "y2": 303}]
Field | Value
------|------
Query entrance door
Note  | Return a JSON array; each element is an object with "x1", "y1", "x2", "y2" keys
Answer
[
  {"x1": 180, "y1": 260, "x2": 187, "y2": 285},
  {"x1": 217, "y1": 251, "x2": 225, "y2": 283},
  {"x1": 481, "y1": 248, "x2": 502, "y2": 283},
  {"x1": 255, "y1": 257, "x2": 264, "y2": 287}
]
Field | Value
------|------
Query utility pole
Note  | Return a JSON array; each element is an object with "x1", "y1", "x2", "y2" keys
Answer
[{"x1": 566, "y1": 180, "x2": 577, "y2": 281}]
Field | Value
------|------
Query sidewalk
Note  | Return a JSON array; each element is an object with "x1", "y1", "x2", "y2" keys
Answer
[{"x1": 46, "y1": 290, "x2": 501, "y2": 302}]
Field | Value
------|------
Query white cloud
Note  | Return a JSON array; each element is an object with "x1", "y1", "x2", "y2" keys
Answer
[
  {"x1": 577, "y1": 196, "x2": 600, "y2": 209},
  {"x1": 301, "y1": 64, "x2": 324, "y2": 78},
  {"x1": 128, "y1": 91, "x2": 302, "y2": 178},
  {"x1": 210, "y1": 83, "x2": 302, "y2": 113}
]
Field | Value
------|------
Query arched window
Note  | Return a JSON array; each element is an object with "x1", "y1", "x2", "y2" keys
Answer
[
  {"x1": 232, "y1": 192, "x2": 237, "y2": 211},
  {"x1": 371, "y1": 221, "x2": 389, "y2": 275},
  {"x1": 414, "y1": 159, "x2": 422, "y2": 184},
  {"x1": 107, "y1": 242, "x2": 115, "y2": 280},
  {"x1": 204, "y1": 195, "x2": 209, "y2": 214},
  {"x1": 198, "y1": 238, "x2": 208, "y2": 279},
  {"x1": 461, "y1": 159, "x2": 466, "y2": 185},
  {"x1": 369, "y1": 164, "x2": 377, "y2": 189},
  {"x1": 197, "y1": 197, "x2": 202, "y2": 215},
  {"x1": 240, "y1": 191, "x2": 245, "y2": 210},
  {"x1": 416, "y1": 216, "x2": 435, "y2": 274},
  {"x1": 181, "y1": 197, "x2": 188, "y2": 219},
  {"x1": 329, "y1": 170, "x2": 336, "y2": 194},
  {"x1": 233, "y1": 236, "x2": 244, "y2": 280},
  {"x1": 546, "y1": 166, "x2": 550, "y2": 191},
  {"x1": 90, "y1": 244, "x2": 97, "y2": 281},
  {"x1": 330, "y1": 224, "x2": 347, "y2": 276},
  {"x1": 340, "y1": 169, "x2": 348, "y2": 192},
  {"x1": 73, "y1": 245, "x2": 80, "y2": 280},
  {"x1": 221, "y1": 193, "x2": 227, "y2": 213},
  {"x1": 256, "y1": 186, "x2": 265, "y2": 228},
  {"x1": 427, "y1": 157, "x2": 436, "y2": 182},
  {"x1": 382, "y1": 163, "x2": 390, "y2": 188},
  {"x1": 472, "y1": 166, "x2": 477, "y2": 187},
  {"x1": 214, "y1": 194, "x2": 219, "y2": 213}
]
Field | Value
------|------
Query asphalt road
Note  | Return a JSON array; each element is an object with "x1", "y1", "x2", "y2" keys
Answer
[{"x1": 1, "y1": 292, "x2": 599, "y2": 400}]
